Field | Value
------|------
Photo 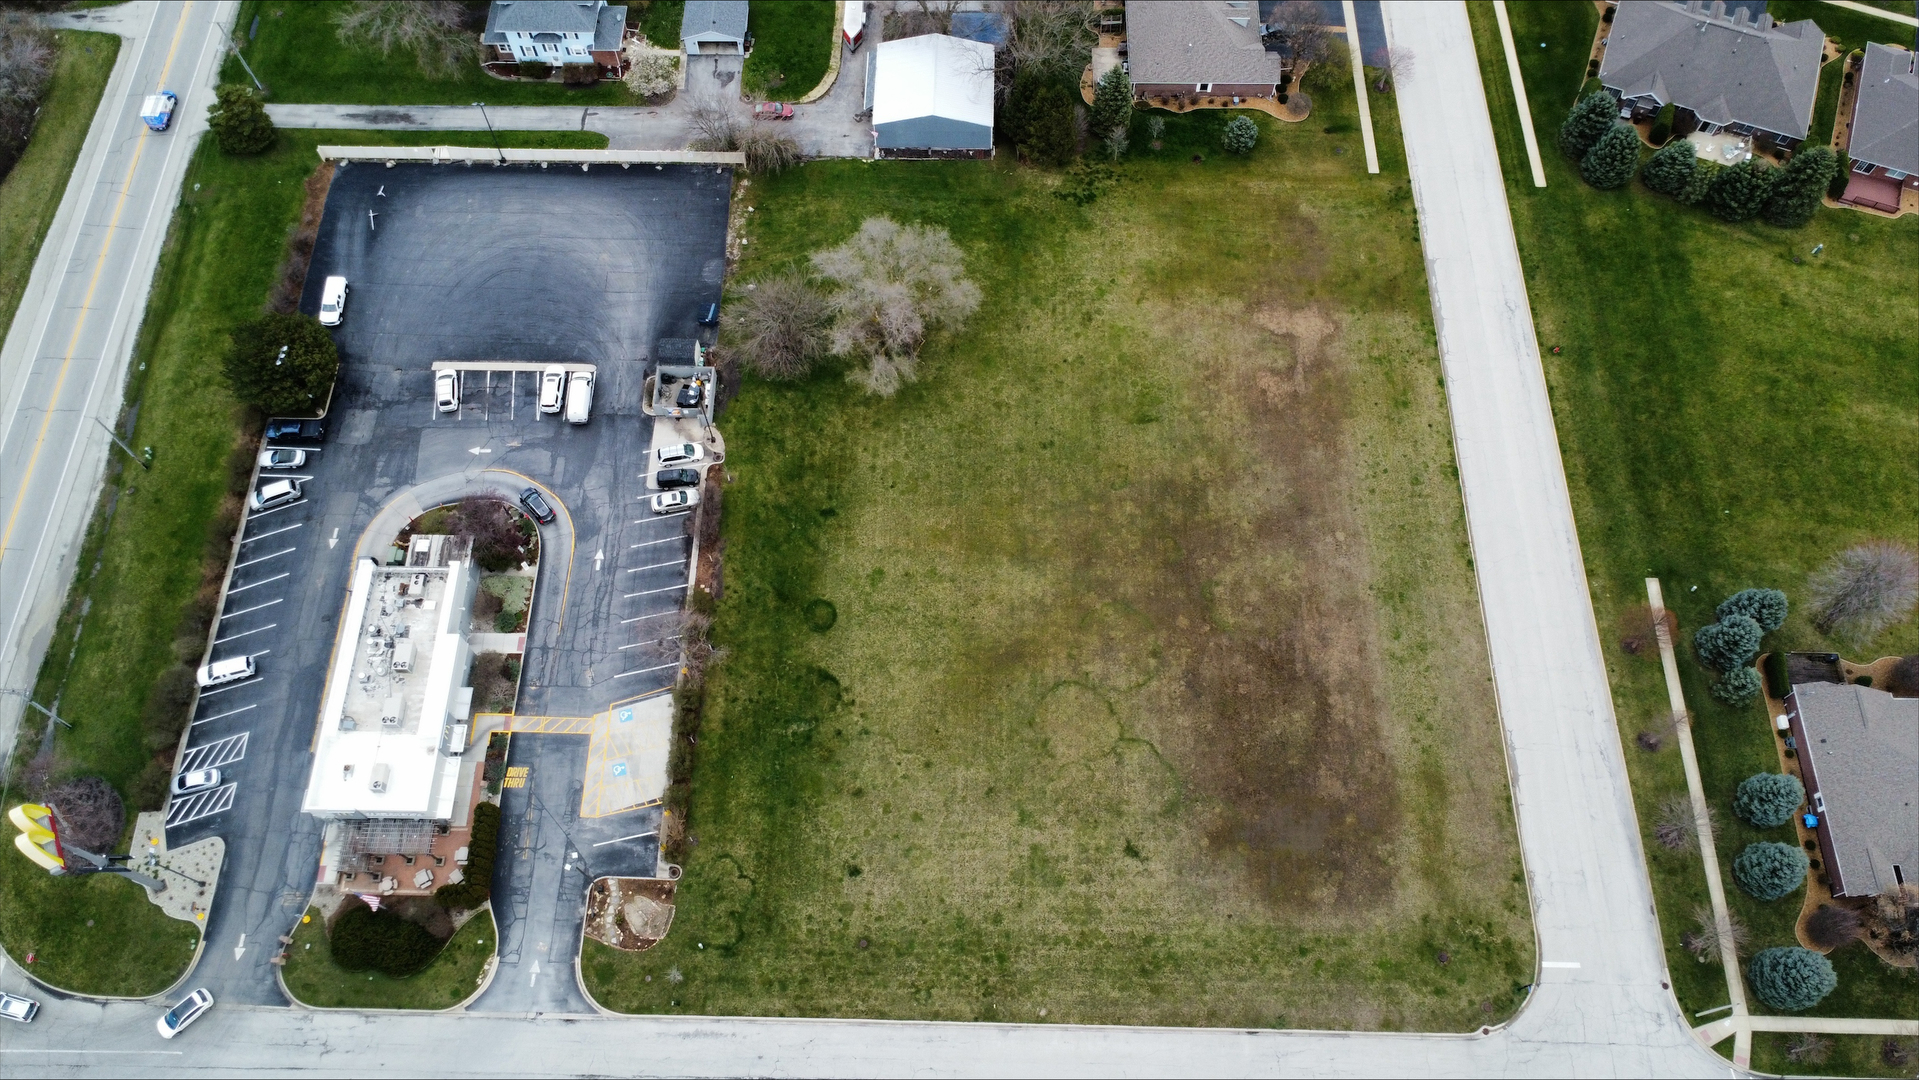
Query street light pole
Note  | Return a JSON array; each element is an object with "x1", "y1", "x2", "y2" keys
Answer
[
  {"x1": 472, "y1": 101, "x2": 506, "y2": 164},
  {"x1": 213, "y1": 18, "x2": 266, "y2": 93},
  {"x1": 0, "y1": 688, "x2": 72, "y2": 730},
  {"x1": 92, "y1": 416, "x2": 152, "y2": 471}
]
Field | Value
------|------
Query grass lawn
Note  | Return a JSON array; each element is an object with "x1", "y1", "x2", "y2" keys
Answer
[
  {"x1": 1770, "y1": 1, "x2": 1910, "y2": 55},
  {"x1": 743, "y1": 1, "x2": 834, "y2": 100},
  {"x1": 282, "y1": 906, "x2": 496, "y2": 1009},
  {"x1": 222, "y1": 0, "x2": 636, "y2": 106},
  {"x1": 1752, "y1": 1032, "x2": 1913, "y2": 1076},
  {"x1": 1473, "y1": 1, "x2": 1919, "y2": 1064},
  {"x1": 0, "y1": 30, "x2": 120, "y2": 345},
  {"x1": 0, "y1": 128, "x2": 604, "y2": 998},
  {"x1": 637, "y1": 0, "x2": 685, "y2": 49},
  {"x1": 1809, "y1": 56, "x2": 1843, "y2": 149},
  {"x1": 583, "y1": 90, "x2": 1532, "y2": 1029}
]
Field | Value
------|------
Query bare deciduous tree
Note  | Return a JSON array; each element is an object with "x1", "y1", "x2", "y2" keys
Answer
[
  {"x1": 1785, "y1": 1034, "x2": 1830, "y2": 1065},
  {"x1": 733, "y1": 275, "x2": 831, "y2": 379},
  {"x1": 1807, "y1": 542, "x2": 1919, "y2": 643},
  {"x1": 884, "y1": 0, "x2": 954, "y2": 40},
  {"x1": 675, "y1": 609, "x2": 727, "y2": 683},
  {"x1": 622, "y1": 43, "x2": 680, "y2": 98},
  {"x1": 999, "y1": 1, "x2": 1097, "y2": 96},
  {"x1": 1376, "y1": 46, "x2": 1416, "y2": 92},
  {"x1": 1265, "y1": 1, "x2": 1337, "y2": 67},
  {"x1": 333, "y1": 1, "x2": 478, "y2": 78},
  {"x1": 47, "y1": 776, "x2": 125, "y2": 854},
  {"x1": 687, "y1": 93, "x2": 742, "y2": 151},
  {"x1": 1618, "y1": 601, "x2": 1677, "y2": 657},
  {"x1": 1803, "y1": 904, "x2": 1862, "y2": 950},
  {"x1": 1682, "y1": 904, "x2": 1748, "y2": 964},
  {"x1": 811, "y1": 218, "x2": 980, "y2": 396},
  {"x1": 0, "y1": 13, "x2": 55, "y2": 181},
  {"x1": 1101, "y1": 123, "x2": 1129, "y2": 162},
  {"x1": 740, "y1": 126, "x2": 804, "y2": 175},
  {"x1": 1652, "y1": 793, "x2": 1706, "y2": 853}
]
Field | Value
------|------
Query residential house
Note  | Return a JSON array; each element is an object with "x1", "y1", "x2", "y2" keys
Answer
[
  {"x1": 1124, "y1": 0, "x2": 1286, "y2": 106},
  {"x1": 1598, "y1": 0, "x2": 1824, "y2": 153},
  {"x1": 682, "y1": 0, "x2": 749, "y2": 55},
  {"x1": 483, "y1": 0, "x2": 628, "y2": 71},
  {"x1": 1783, "y1": 681, "x2": 1918, "y2": 899},
  {"x1": 1841, "y1": 42, "x2": 1919, "y2": 212},
  {"x1": 866, "y1": 34, "x2": 995, "y2": 159}
]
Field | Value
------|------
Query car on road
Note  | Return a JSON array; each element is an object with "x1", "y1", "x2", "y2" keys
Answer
[
  {"x1": 518, "y1": 487, "x2": 556, "y2": 524},
  {"x1": 650, "y1": 489, "x2": 701, "y2": 514},
  {"x1": 317, "y1": 276, "x2": 349, "y2": 326},
  {"x1": 172, "y1": 768, "x2": 221, "y2": 795},
  {"x1": 655, "y1": 467, "x2": 701, "y2": 490},
  {"x1": 155, "y1": 989, "x2": 212, "y2": 1039},
  {"x1": 435, "y1": 370, "x2": 460, "y2": 413},
  {"x1": 0, "y1": 992, "x2": 40, "y2": 1023},
  {"x1": 257, "y1": 448, "x2": 306, "y2": 470},
  {"x1": 565, "y1": 369, "x2": 594, "y2": 425},
  {"x1": 539, "y1": 365, "x2": 567, "y2": 414},
  {"x1": 250, "y1": 478, "x2": 302, "y2": 511},
  {"x1": 754, "y1": 102, "x2": 795, "y2": 120},
  {"x1": 655, "y1": 442, "x2": 705, "y2": 467},
  {"x1": 263, "y1": 419, "x2": 325, "y2": 444},
  {"x1": 139, "y1": 91, "x2": 177, "y2": 132},
  {"x1": 196, "y1": 656, "x2": 255, "y2": 689}
]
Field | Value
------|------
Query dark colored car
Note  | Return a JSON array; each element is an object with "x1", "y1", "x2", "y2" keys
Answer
[
  {"x1": 698, "y1": 302, "x2": 720, "y2": 326},
  {"x1": 655, "y1": 467, "x2": 701, "y2": 490},
  {"x1": 518, "y1": 487, "x2": 556, "y2": 525},
  {"x1": 264, "y1": 419, "x2": 325, "y2": 444},
  {"x1": 675, "y1": 382, "x2": 704, "y2": 408}
]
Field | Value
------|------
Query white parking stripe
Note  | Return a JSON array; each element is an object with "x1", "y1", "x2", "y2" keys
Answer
[
  {"x1": 591, "y1": 831, "x2": 658, "y2": 847},
  {"x1": 226, "y1": 572, "x2": 289, "y2": 594},
  {"x1": 622, "y1": 560, "x2": 684, "y2": 573},
  {"x1": 628, "y1": 536, "x2": 684, "y2": 549},
  {"x1": 192, "y1": 703, "x2": 257, "y2": 726},
  {"x1": 634, "y1": 512, "x2": 690, "y2": 523},
  {"x1": 239, "y1": 522, "x2": 302, "y2": 544},
  {"x1": 180, "y1": 732, "x2": 248, "y2": 772},
  {"x1": 194, "y1": 678, "x2": 257, "y2": 697},
  {"x1": 623, "y1": 584, "x2": 689, "y2": 598},
  {"x1": 619, "y1": 611, "x2": 680, "y2": 623},
  {"x1": 213, "y1": 623, "x2": 277, "y2": 645},
  {"x1": 244, "y1": 498, "x2": 306, "y2": 520},
  {"x1": 233, "y1": 546, "x2": 295, "y2": 570},
  {"x1": 164, "y1": 783, "x2": 237, "y2": 828},
  {"x1": 220, "y1": 598, "x2": 283, "y2": 620},
  {"x1": 616, "y1": 662, "x2": 679, "y2": 678}
]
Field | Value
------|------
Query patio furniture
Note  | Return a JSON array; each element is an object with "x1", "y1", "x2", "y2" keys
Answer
[{"x1": 412, "y1": 868, "x2": 435, "y2": 889}]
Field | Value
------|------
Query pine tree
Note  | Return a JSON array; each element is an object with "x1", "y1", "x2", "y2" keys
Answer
[
  {"x1": 1704, "y1": 160, "x2": 1774, "y2": 222},
  {"x1": 1221, "y1": 114, "x2": 1258, "y2": 155},
  {"x1": 1579, "y1": 122, "x2": 1640, "y2": 189},
  {"x1": 1763, "y1": 146, "x2": 1837, "y2": 228},
  {"x1": 1827, "y1": 151, "x2": 1852, "y2": 199},
  {"x1": 1089, "y1": 65, "x2": 1132, "y2": 139},
  {"x1": 207, "y1": 84, "x2": 275, "y2": 155},
  {"x1": 1648, "y1": 101, "x2": 1676, "y2": 145},
  {"x1": 1558, "y1": 91, "x2": 1616, "y2": 160},
  {"x1": 1641, "y1": 138, "x2": 1697, "y2": 197}
]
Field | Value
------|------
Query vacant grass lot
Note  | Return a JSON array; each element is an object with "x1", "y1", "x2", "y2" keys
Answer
[
  {"x1": 0, "y1": 129, "x2": 605, "y2": 997},
  {"x1": 1474, "y1": 1, "x2": 1919, "y2": 1062},
  {"x1": 0, "y1": 30, "x2": 119, "y2": 344},
  {"x1": 584, "y1": 97, "x2": 1532, "y2": 1029},
  {"x1": 222, "y1": 0, "x2": 635, "y2": 105},
  {"x1": 282, "y1": 907, "x2": 495, "y2": 1009},
  {"x1": 743, "y1": 0, "x2": 834, "y2": 100}
]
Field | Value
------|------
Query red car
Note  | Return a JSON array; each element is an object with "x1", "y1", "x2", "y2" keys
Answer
[{"x1": 754, "y1": 102, "x2": 795, "y2": 120}]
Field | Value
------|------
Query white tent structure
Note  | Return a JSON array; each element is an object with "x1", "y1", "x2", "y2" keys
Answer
[{"x1": 867, "y1": 34, "x2": 995, "y2": 158}]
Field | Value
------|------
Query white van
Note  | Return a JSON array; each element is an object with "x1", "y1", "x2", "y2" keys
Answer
[
  {"x1": 195, "y1": 656, "x2": 255, "y2": 688},
  {"x1": 565, "y1": 370, "x2": 594, "y2": 425},
  {"x1": 318, "y1": 276, "x2": 348, "y2": 326}
]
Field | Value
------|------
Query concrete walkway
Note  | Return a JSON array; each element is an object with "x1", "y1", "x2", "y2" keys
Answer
[
  {"x1": 1341, "y1": 0, "x2": 1380, "y2": 173},
  {"x1": 1490, "y1": 0, "x2": 1547, "y2": 187},
  {"x1": 1825, "y1": 0, "x2": 1919, "y2": 26}
]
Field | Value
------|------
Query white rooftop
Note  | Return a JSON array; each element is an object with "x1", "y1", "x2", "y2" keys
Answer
[{"x1": 871, "y1": 34, "x2": 995, "y2": 128}]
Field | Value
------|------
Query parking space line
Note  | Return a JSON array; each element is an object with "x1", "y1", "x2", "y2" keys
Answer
[
  {"x1": 213, "y1": 623, "x2": 277, "y2": 645},
  {"x1": 618, "y1": 635, "x2": 681, "y2": 651},
  {"x1": 239, "y1": 522, "x2": 302, "y2": 544},
  {"x1": 194, "y1": 678, "x2": 257, "y2": 698},
  {"x1": 246, "y1": 648, "x2": 272, "y2": 658},
  {"x1": 164, "y1": 783, "x2": 237, "y2": 828},
  {"x1": 619, "y1": 611, "x2": 680, "y2": 623},
  {"x1": 233, "y1": 546, "x2": 296, "y2": 570},
  {"x1": 245, "y1": 499, "x2": 306, "y2": 520},
  {"x1": 622, "y1": 561, "x2": 684, "y2": 573},
  {"x1": 220, "y1": 598, "x2": 283, "y2": 620},
  {"x1": 624, "y1": 584, "x2": 689, "y2": 598},
  {"x1": 193, "y1": 703, "x2": 257, "y2": 726},
  {"x1": 634, "y1": 512, "x2": 690, "y2": 523},
  {"x1": 591, "y1": 830, "x2": 658, "y2": 847},
  {"x1": 616, "y1": 662, "x2": 679, "y2": 678},
  {"x1": 629, "y1": 536, "x2": 684, "y2": 549},
  {"x1": 226, "y1": 572, "x2": 289, "y2": 595},
  {"x1": 181, "y1": 732, "x2": 248, "y2": 772}
]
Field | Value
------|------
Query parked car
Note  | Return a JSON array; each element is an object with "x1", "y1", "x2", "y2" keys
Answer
[
  {"x1": 263, "y1": 419, "x2": 325, "y2": 444},
  {"x1": 155, "y1": 989, "x2": 213, "y2": 1039},
  {"x1": 539, "y1": 365, "x2": 567, "y2": 414},
  {"x1": 139, "y1": 91, "x2": 177, "y2": 131},
  {"x1": 435, "y1": 370, "x2": 460, "y2": 413},
  {"x1": 317, "y1": 276, "x2": 348, "y2": 326},
  {"x1": 565, "y1": 369, "x2": 594, "y2": 425},
  {"x1": 195, "y1": 656, "x2": 255, "y2": 689},
  {"x1": 675, "y1": 381, "x2": 704, "y2": 408},
  {"x1": 250, "y1": 478, "x2": 302, "y2": 511},
  {"x1": 655, "y1": 467, "x2": 701, "y2": 490},
  {"x1": 0, "y1": 992, "x2": 40, "y2": 1024},
  {"x1": 650, "y1": 489, "x2": 701, "y2": 514},
  {"x1": 257, "y1": 448, "x2": 306, "y2": 470},
  {"x1": 655, "y1": 443, "x2": 705, "y2": 467},
  {"x1": 754, "y1": 102, "x2": 795, "y2": 120},
  {"x1": 172, "y1": 768, "x2": 221, "y2": 795},
  {"x1": 518, "y1": 487, "x2": 556, "y2": 525}
]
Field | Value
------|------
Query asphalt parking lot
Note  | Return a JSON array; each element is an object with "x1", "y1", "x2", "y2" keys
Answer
[{"x1": 166, "y1": 164, "x2": 728, "y2": 1005}]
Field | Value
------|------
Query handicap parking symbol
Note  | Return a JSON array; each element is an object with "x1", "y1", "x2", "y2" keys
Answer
[
  {"x1": 617, "y1": 708, "x2": 633, "y2": 724},
  {"x1": 610, "y1": 759, "x2": 628, "y2": 778}
]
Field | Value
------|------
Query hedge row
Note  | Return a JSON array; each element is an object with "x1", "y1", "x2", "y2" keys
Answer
[{"x1": 433, "y1": 801, "x2": 501, "y2": 910}]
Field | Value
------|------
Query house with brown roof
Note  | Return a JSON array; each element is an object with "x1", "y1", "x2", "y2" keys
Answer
[
  {"x1": 1784, "y1": 681, "x2": 1918, "y2": 899},
  {"x1": 1124, "y1": 0, "x2": 1287, "y2": 107},
  {"x1": 1840, "y1": 42, "x2": 1919, "y2": 212}
]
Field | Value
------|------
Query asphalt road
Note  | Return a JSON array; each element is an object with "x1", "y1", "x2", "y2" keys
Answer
[{"x1": 0, "y1": 0, "x2": 231, "y2": 766}]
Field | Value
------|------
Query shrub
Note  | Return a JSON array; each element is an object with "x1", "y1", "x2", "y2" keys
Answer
[
  {"x1": 1747, "y1": 946, "x2": 1837, "y2": 1011},
  {"x1": 1765, "y1": 650, "x2": 1790, "y2": 698},
  {"x1": 222, "y1": 312, "x2": 339, "y2": 416},
  {"x1": 1804, "y1": 904, "x2": 1863, "y2": 950},
  {"x1": 141, "y1": 664, "x2": 199, "y2": 754},
  {"x1": 1647, "y1": 102, "x2": 1675, "y2": 145},
  {"x1": 560, "y1": 62, "x2": 598, "y2": 86},
  {"x1": 329, "y1": 902, "x2": 445, "y2": 977},
  {"x1": 0, "y1": 17, "x2": 54, "y2": 184},
  {"x1": 1694, "y1": 614, "x2": 1762, "y2": 671},
  {"x1": 1005, "y1": 70, "x2": 1077, "y2": 166},
  {"x1": 1579, "y1": 122, "x2": 1640, "y2": 189},
  {"x1": 732, "y1": 274, "x2": 830, "y2": 379},
  {"x1": 1733, "y1": 841, "x2": 1809, "y2": 901},
  {"x1": 1718, "y1": 588, "x2": 1788, "y2": 632},
  {"x1": 207, "y1": 84, "x2": 275, "y2": 155},
  {"x1": 517, "y1": 60, "x2": 551, "y2": 80},
  {"x1": 1763, "y1": 146, "x2": 1837, "y2": 228},
  {"x1": 46, "y1": 777, "x2": 125, "y2": 854},
  {"x1": 128, "y1": 759, "x2": 173, "y2": 812},
  {"x1": 1557, "y1": 91, "x2": 1616, "y2": 160},
  {"x1": 1711, "y1": 665, "x2": 1762, "y2": 707},
  {"x1": 1733, "y1": 772, "x2": 1805, "y2": 828},
  {"x1": 1827, "y1": 151, "x2": 1851, "y2": 199},
  {"x1": 434, "y1": 801, "x2": 500, "y2": 909},
  {"x1": 1703, "y1": 159, "x2": 1774, "y2": 222},
  {"x1": 739, "y1": 127, "x2": 804, "y2": 175},
  {"x1": 622, "y1": 44, "x2": 678, "y2": 98},
  {"x1": 1807, "y1": 542, "x2": 1919, "y2": 643},
  {"x1": 1888, "y1": 654, "x2": 1919, "y2": 697},
  {"x1": 1089, "y1": 64, "x2": 1132, "y2": 137},
  {"x1": 1221, "y1": 115, "x2": 1258, "y2": 155}
]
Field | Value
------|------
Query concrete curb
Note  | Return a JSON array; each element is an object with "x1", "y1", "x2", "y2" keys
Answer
[
  {"x1": 316, "y1": 145, "x2": 745, "y2": 166},
  {"x1": 792, "y1": 2, "x2": 846, "y2": 105},
  {"x1": 276, "y1": 903, "x2": 501, "y2": 1014}
]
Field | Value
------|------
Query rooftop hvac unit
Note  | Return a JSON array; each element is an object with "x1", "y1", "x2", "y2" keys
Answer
[
  {"x1": 381, "y1": 695, "x2": 404, "y2": 726},
  {"x1": 392, "y1": 641, "x2": 415, "y2": 672},
  {"x1": 369, "y1": 763, "x2": 391, "y2": 793}
]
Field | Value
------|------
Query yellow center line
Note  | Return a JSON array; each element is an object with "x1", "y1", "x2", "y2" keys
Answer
[{"x1": 2, "y1": 3, "x2": 195, "y2": 556}]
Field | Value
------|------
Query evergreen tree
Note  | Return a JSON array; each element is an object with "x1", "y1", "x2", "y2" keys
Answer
[
  {"x1": 1747, "y1": 947, "x2": 1837, "y2": 1011},
  {"x1": 1558, "y1": 91, "x2": 1616, "y2": 160},
  {"x1": 1704, "y1": 160, "x2": 1774, "y2": 222},
  {"x1": 1733, "y1": 841, "x2": 1810, "y2": 901},
  {"x1": 1089, "y1": 65, "x2": 1132, "y2": 139},
  {"x1": 1221, "y1": 114, "x2": 1258, "y2": 155},
  {"x1": 1641, "y1": 138, "x2": 1697, "y2": 197},
  {"x1": 1648, "y1": 101, "x2": 1676, "y2": 145},
  {"x1": 207, "y1": 84, "x2": 274, "y2": 155},
  {"x1": 222, "y1": 313, "x2": 339, "y2": 416},
  {"x1": 1694, "y1": 614, "x2": 1763, "y2": 671},
  {"x1": 1717, "y1": 588, "x2": 1789, "y2": 632},
  {"x1": 1733, "y1": 772, "x2": 1806, "y2": 828},
  {"x1": 1579, "y1": 122, "x2": 1640, "y2": 189},
  {"x1": 1711, "y1": 666, "x2": 1763, "y2": 707},
  {"x1": 1827, "y1": 151, "x2": 1852, "y2": 199},
  {"x1": 1763, "y1": 146, "x2": 1837, "y2": 228}
]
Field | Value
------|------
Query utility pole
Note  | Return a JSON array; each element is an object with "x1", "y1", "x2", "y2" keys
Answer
[
  {"x1": 92, "y1": 416, "x2": 152, "y2": 471},
  {"x1": 473, "y1": 102, "x2": 507, "y2": 164},
  {"x1": 214, "y1": 17, "x2": 266, "y2": 93},
  {"x1": 0, "y1": 688, "x2": 73, "y2": 730}
]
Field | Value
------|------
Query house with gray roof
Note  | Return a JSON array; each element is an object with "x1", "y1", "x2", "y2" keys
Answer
[
  {"x1": 682, "y1": 0, "x2": 749, "y2": 55},
  {"x1": 1784, "y1": 680, "x2": 1918, "y2": 899},
  {"x1": 483, "y1": 0, "x2": 628, "y2": 70},
  {"x1": 1598, "y1": 0, "x2": 1824, "y2": 151},
  {"x1": 1124, "y1": 0, "x2": 1287, "y2": 106},
  {"x1": 1840, "y1": 42, "x2": 1919, "y2": 212}
]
